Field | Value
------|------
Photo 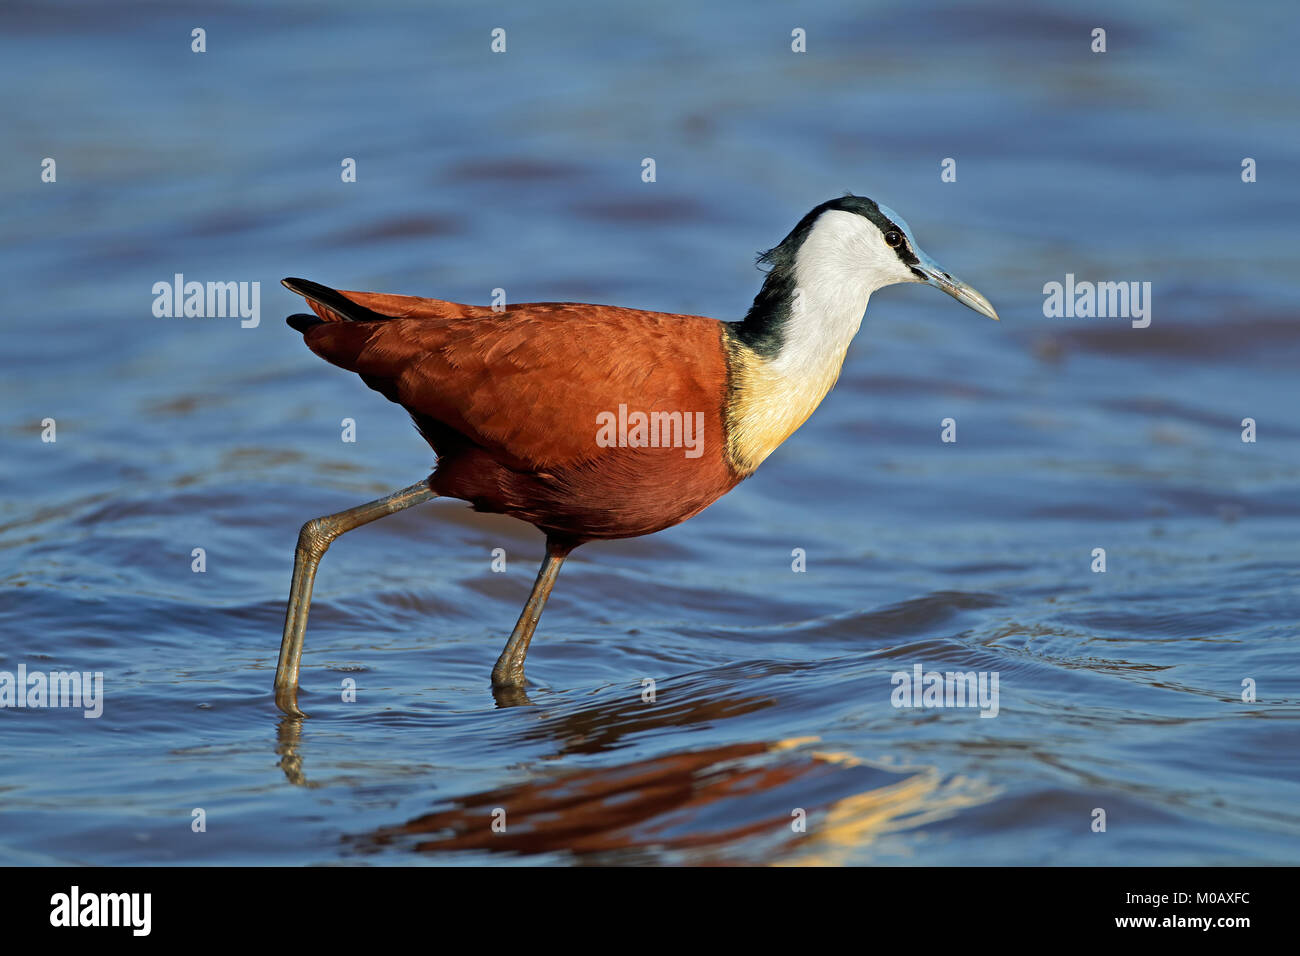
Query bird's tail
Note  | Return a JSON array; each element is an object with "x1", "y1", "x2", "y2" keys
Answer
[{"x1": 282, "y1": 277, "x2": 396, "y2": 332}]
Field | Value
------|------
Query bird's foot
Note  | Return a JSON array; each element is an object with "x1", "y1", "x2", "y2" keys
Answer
[
  {"x1": 490, "y1": 665, "x2": 532, "y2": 708},
  {"x1": 274, "y1": 683, "x2": 309, "y2": 719},
  {"x1": 491, "y1": 683, "x2": 533, "y2": 708}
]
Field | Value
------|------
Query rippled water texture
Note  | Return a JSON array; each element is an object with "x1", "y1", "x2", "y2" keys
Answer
[{"x1": 1, "y1": 0, "x2": 1298, "y2": 864}]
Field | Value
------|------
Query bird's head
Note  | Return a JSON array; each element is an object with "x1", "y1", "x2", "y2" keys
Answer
[
  {"x1": 727, "y1": 194, "x2": 999, "y2": 472},
  {"x1": 755, "y1": 194, "x2": 999, "y2": 323}
]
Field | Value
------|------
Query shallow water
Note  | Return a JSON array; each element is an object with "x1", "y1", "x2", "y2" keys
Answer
[{"x1": 1, "y1": 0, "x2": 1298, "y2": 865}]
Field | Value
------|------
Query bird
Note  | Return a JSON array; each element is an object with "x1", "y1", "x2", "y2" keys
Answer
[{"x1": 273, "y1": 194, "x2": 998, "y2": 716}]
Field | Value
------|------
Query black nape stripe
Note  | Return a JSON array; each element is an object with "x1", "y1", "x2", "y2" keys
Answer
[
  {"x1": 731, "y1": 243, "x2": 797, "y2": 358},
  {"x1": 732, "y1": 194, "x2": 914, "y2": 357}
]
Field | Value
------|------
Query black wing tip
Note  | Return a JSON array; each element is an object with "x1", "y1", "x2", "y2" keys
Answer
[
  {"x1": 281, "y1": 276, "x2": 392, "y2": 323},
  {"x1": 282, "y1": 277, "x2": 327, "y2": 296},
  {"x1": 286, "y1": 313, "x2": 325, "y2": 333}
]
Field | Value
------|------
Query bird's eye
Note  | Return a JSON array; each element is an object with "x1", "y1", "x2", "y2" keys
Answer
[{"x1": 884, "y1": 231, "x2": 902, "y2": 247}]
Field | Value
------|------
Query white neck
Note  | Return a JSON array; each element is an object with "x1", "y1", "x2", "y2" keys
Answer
[
  {"x1": 772, "y1": 225, "x2": 874, "y2": 376},
  {"x1": 725, "y1": 209, "x2": 914, "y2": 473}
]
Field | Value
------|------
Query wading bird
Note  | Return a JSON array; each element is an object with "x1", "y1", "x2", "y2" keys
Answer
[{"x1": 274, "y1": 195, "x2": 998, "y2": 716}]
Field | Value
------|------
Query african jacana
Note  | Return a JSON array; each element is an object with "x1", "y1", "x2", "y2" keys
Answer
[{"x1": 274, "y1": 194, "x2": 998, "y2": 716}]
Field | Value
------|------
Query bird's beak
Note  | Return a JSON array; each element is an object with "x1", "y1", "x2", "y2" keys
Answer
[{"x1": 913, "y1": 258, "x2": 1000, "y2": 321}]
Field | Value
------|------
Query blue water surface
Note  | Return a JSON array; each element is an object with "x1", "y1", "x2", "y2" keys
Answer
[{"x1": 0, "y1": 0, "x2": 1297, "y2": 865}]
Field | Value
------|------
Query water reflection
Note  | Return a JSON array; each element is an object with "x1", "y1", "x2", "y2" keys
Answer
[
  {"x1": 344, "y1": 738, "x2": 996, "y2": 865},
  {"x1": 272, "y1": 685, "x2": 995, "y2": 863}
]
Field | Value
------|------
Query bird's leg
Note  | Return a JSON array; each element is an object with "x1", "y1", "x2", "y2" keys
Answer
[
  {"x1": 491, "y1": 536, "x2": 574, "y2": 695},
  {"x1": 274, "y1": 479, "x2": 438, "y2": 717}
]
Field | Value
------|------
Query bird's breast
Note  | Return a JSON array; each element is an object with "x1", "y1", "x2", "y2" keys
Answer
[{"x1": 722, "y1": 329, "x2": 849, "y2": 475}]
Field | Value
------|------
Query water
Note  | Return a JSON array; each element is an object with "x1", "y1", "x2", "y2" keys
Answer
[{"x1": 1, "y1": 0, "x2": 1298, "y2": 865}]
